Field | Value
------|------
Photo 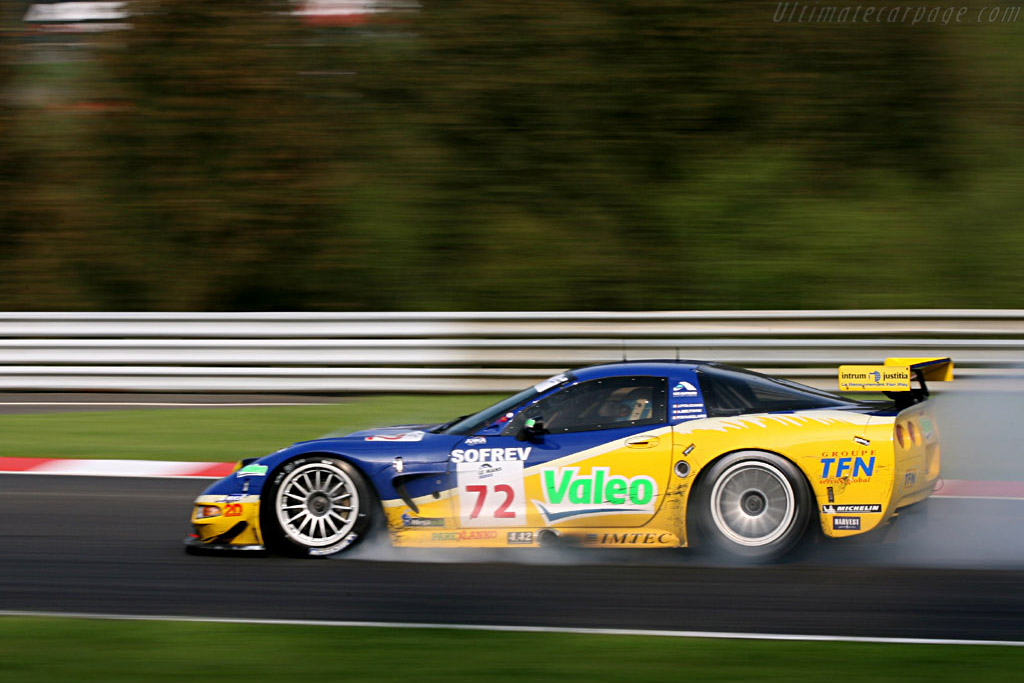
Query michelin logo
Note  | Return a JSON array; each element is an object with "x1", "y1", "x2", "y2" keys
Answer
[
  {"x1": 822, "y1": 504, "x2": 882, "y2": 514},
  {"x1": 450, "y1": 447, "x2": 532, "y2": 463}
]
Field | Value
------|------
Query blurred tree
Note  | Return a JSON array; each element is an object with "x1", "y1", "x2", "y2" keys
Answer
[
  {"x1": 86, "y1": 0, "x2": 372, "y2": 309},
  {"x1": 0, "y1": 1, "x2": 1022, "y2": 311},
  {"x1": 0, "y1": 3, "x2": 23, "y2": 298},
  {"x1": 345, "y1": 0, "x2": 963, "y2": 309}
]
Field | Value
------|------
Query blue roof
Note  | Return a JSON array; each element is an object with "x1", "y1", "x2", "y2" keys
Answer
[{"x1": 570, "y1": 360, "x2": 701, "y2": 381}]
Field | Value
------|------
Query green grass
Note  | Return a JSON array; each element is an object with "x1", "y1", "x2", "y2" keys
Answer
[
  {"x1": 0, "y1": 395, "x2": 499, "y2": 462},
  {"x1": 0, "y1": 617, "x2": 1021, "y2": 682}
]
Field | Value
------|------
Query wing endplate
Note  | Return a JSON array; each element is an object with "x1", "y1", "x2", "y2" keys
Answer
[{"x1": 884, "y1": 357, "x2": 954, "y2": 382}]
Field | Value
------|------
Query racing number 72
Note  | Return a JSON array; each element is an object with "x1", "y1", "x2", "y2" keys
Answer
[{"x1": 465, "y1": 484, "x2": 517, "y2": 520}]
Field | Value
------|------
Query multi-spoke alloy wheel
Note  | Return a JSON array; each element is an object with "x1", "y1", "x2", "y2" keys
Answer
[
  {"x1": 262, "y1": 456, "x2": 374, "y2": 557},
  {"x1": 276, "y1": 461, "x2": 359, "y2": 547},
  {"x1": 695, "y1": 451, "x2": 811, "y2": 562},
  {"x1": 709, "y1": 461, "x2": 795, "y2": 547}
]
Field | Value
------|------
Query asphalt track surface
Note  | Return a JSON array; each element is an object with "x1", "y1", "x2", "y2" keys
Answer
[{"x1": 2, "y1": 474, "x2": 1024, "y2": 642}]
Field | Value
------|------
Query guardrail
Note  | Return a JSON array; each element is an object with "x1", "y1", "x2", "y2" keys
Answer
[{"x1": 0, "y1": 311, "x2": 1021, "y2": 392}]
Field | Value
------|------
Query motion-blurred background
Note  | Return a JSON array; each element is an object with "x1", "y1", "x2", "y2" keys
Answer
[
  {"x1": 5, "y1": 7, "x2": 1024, "y2": 668},
  {"x1": 4, "y1": 0, "x2": 1023, "y2": 312}
]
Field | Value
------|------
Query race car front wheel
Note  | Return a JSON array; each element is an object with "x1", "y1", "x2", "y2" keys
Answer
[
  {"x1": 694, "y1": 451, "x2": 811, "y2": 562},
  {"x1": 261, "y1": 456, "x2": 375, "y2": 557}
]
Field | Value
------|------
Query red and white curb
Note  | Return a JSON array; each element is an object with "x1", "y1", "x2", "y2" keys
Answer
[
  {"x1": 0, "y1": 457, "x2": 1022, "y2": 498},
  {"x1": 0, "y1": 457, "x2": 234, "y2": 478}
]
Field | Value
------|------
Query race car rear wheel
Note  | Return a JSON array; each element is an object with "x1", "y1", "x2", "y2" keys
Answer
[
  {"x1": 261, "y1": 456, "x2": 375, "y2": 557},
  {"x1": 694, "y1": 451, "x2": 811, "y2": 562}
]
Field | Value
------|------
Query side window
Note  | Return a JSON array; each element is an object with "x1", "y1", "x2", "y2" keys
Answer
[
  {"x1": 698, "y1": 366, "x2": 850, "y2": 417},
  {"x1": 502, "y1": 376, "x2": 667, "y2": 435},
  {"x1": 698, "y1": 371, "x2": 756, "y2": 417}
]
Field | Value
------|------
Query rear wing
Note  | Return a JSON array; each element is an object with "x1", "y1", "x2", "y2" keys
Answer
[{"x1": 838, "y1": 357, "x2": 953, "y2": 408}]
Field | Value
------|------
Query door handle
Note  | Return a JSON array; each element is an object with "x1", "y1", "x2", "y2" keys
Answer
[{"x1": 625, "y1": 435, "x2": 660, "y2": 448}]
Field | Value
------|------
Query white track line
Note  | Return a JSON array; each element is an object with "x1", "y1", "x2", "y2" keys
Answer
[{"x1": 0, "y1": 610, "x2": 1020, "y2": 647}]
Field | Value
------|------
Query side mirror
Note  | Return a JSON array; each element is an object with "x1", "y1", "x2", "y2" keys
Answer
[{"x1": 516, "y1": 417, "x2": 547, "y2": 442}]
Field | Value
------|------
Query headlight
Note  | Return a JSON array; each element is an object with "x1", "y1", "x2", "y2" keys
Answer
[{"x1": 195, "y1": 505, "x2": 222, "y2": 519}]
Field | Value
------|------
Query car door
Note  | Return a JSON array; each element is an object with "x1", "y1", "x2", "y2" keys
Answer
[{"x1": 448, "y1": 375, "x2": 673, "y2": 529}]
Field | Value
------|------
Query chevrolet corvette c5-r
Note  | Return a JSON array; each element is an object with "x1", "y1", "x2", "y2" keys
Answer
[{"x1": 185, "y1": 357, "x2": 951, "y2": 561}]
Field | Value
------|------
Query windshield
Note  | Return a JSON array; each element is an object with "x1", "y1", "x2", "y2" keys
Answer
[{"x1": 436, "y1": 372, "x2": 574, "y2": 435}]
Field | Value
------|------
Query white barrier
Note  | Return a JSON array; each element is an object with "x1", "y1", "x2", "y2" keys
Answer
[{"x1": 0, "y1": 311, "x2": 1020, "y2": 392}]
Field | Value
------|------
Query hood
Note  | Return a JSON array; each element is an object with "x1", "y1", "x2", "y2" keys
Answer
[
  {"x1": 342, "y1": 424, "x2": 441, "y2": 441},
  {"x1": 281, "y1": 424, "x2": 463, "y2": 467}
]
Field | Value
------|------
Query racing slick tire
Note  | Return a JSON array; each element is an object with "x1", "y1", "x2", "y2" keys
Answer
[
  {"x1": 693, "y1": 451, "x2": 812, "y2": 563},
  {"x1": 261, "y1": 455, "x2": 376, "y2": 558}
]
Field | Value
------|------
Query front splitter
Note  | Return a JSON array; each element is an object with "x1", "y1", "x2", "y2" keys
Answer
[{"x1": 183, "y1": 535, "x2": 267, "y2": 556}]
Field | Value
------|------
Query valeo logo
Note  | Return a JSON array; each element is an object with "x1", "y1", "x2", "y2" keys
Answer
[{"x1": 533, "y1": 467, "x2": 658, "y2": 522}]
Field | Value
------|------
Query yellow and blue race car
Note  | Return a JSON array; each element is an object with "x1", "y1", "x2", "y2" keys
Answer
[{"x1": 185, "y1": 357, "x2": 951, "y2": 561}]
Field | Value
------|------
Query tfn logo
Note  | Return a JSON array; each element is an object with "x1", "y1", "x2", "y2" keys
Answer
[{"x1": 820, "y1": 456, "x2": 875, "y2": 478}]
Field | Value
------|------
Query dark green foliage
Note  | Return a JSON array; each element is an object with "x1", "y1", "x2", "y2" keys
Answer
[{"x1": 1, "y1": 2, "x2": 1022, "y2": 310}]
